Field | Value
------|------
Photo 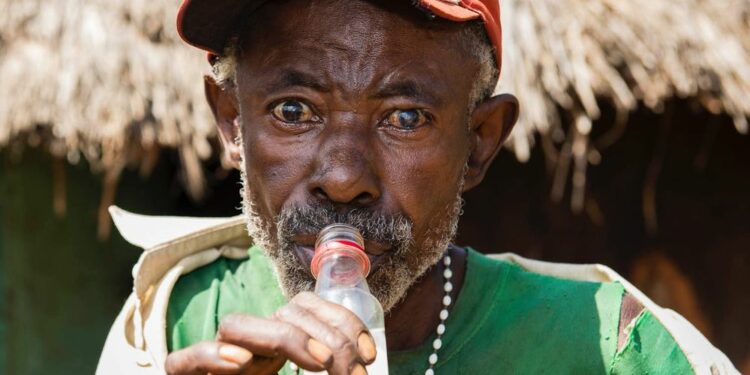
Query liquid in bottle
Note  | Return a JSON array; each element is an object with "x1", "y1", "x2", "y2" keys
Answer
[{"x1": 302, "y1": 224, "x2": 389, "y2": 375}]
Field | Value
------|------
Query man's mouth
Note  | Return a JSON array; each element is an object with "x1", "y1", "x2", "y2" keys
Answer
[{"x1": 291, "y1": 234, "x2": 392, "y2": 275}]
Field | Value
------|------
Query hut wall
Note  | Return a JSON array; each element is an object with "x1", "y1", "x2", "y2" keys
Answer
[
  {"x1": 0, "y1": 149, "x2": 140, "y2": 373},
  {"x1": 0, "y1": 214, "x2": 6, "y2": 373}
]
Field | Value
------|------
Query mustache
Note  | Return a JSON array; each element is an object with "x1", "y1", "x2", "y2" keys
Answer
[{"x1": 276, "y1": 203, "x2": 413, "y2": 247}]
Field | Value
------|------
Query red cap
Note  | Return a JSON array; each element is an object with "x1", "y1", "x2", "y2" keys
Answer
[{"x1": 176, "y1": 0, "x2": 502, "y2": 72}]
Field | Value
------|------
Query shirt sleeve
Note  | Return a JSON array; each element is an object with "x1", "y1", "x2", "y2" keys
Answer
[{"x1": 609, "y1": 309, "x2": 694, "y2": 375}]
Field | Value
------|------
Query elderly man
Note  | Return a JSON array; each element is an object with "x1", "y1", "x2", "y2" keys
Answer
[{"x1": 98, "y1": 0, "x2": 737, "y2": 374}]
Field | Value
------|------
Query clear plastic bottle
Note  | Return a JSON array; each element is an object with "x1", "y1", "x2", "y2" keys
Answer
[{"x1": 303, "y1": 223, "x2": 389, "y2": 375}]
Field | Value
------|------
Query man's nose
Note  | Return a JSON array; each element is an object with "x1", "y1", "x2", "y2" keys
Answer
[{"x1": 307, "y1": 131, "x2": 380, "y2": 207}]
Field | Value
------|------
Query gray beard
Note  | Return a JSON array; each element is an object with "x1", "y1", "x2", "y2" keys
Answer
[{"x1": 239, "y1": 163, "x2": 464, "y2": 313}]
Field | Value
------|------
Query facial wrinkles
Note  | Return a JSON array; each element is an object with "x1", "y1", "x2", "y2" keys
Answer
[
  {"x1": 305, "y1": 0, "x2": 389, "y2": 93},
  {"x1": 239, "y1": 1, "x2": 473, "y2": 114},
  {"x1": 297, "y1": 39, "x2": 383, "y2": 103}
]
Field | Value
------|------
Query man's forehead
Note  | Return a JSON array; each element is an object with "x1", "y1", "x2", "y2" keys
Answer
[
  {"x1": 237, "y1": 37, "x2": 468, "y2": 107},
  {"x1": 235, "y1": 0, "x2": 474, "y2": 96},
  {"x1": 247, "y1": 65, "x2": 450, "y2": 108}
]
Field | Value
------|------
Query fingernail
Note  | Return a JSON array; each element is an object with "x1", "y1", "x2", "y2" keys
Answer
[
  {"x1": 307, "y1": 338, "x2": 333, "y2": 366},
  {"x1": 218, "y1": 344, "x2": 253, "y2": 364},
  {"x1": 357, "y1": 331, "x2": 377, "y2": 363},
  {"x1": 351, "y1": 362, "x2": 368, "y2": 375}
]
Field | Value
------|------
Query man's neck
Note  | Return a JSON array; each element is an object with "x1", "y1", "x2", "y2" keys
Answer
[{"x1": 383, "y1": 245, "x2": 467, "y2": 351}]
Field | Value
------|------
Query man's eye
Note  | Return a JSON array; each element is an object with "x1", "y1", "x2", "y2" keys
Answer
[
  {"x1": 272, "y1": 100, "x2": 316, "y2": 123},
  {"x1": 385, "y1": 109, "x2": 429, "y2": 130}
]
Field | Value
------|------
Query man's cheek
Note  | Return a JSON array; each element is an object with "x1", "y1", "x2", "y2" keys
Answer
[
  {"x1": 403, "y1": 165, "x2": 463, "y2": 231},
  {"x1": 245, "y1": 136, "x2": 313, "y2": 209}
]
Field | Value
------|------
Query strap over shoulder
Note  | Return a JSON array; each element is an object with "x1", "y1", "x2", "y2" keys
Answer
[
  {"x1": 109, "y1": 205, "x2": 247, "y2": 250},
  {"x1": 99, "y1": 207, "x2": 253, "y2": 374},
  {"x1": 109, "y1": 206, "x2": 252, "y2": 305}
]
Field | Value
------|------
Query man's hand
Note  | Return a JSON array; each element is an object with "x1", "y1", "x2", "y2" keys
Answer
[{"x1": 164, "y1": 292, "x2": 377, "y2": 375}]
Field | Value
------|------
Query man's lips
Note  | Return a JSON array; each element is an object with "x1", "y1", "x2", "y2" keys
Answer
[{"x1": 291, "y1": 234, "x2": 391, "y2": 275}]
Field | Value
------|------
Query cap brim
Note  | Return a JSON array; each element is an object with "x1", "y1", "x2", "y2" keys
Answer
[
  {"x1": 178, "y1": 0, "x2": 483, "y2": 55},
  {"x1": 177, "y1": 0, "x2": 264, "y2": 54},
  {"x1": 177, "y1": 0, "x2": 499, "y2": 73}
]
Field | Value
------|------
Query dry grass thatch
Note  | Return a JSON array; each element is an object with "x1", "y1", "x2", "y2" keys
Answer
[
  {"x1": 497, "y1": 0, "x2": 750, "y2": 214},
  {"x1": 0, "y1": 0, "x2": 214, "y2": 199},
  {"x1": 1, "y1": 0, "x2": 749, "y2": 221},
  {"x1": 500, "y1": 0, "x2": 750, "y2": 160}
]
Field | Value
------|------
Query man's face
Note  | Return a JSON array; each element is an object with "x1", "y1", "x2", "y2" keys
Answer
[{"x1": 217, "y1": 0, "x2": 505, "y2": 311}]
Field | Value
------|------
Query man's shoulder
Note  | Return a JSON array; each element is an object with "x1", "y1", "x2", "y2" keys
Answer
[
  {"x1": 475, "y1": 249, "x2": 620, "y2": 285},
  {"x1": 170, "y1": 246, "x2": 279, "y2": 304},
  {"x1": 101, "y1": 207, "x2": 257, "y2": 364},
  {"x1": 467, "y1": 247, "x2": 626, "y2": 338},
  {"x1": 172, "y1": 245, "x2": 259, "y2": 283},
  {"x1": 472, "y1": 248, "x2": 617, "y2": 285},
  {"x1": 167, "y1": 246, "x2": 286, "y2": 351},
  {"x1": 169, "y1": 254, "x2": 251, "y2": 311},
  {"x1": 468, "y1": 248, "x2": 627, "y2": 304},
  {"x1": 467, "y1": 249, "x2": 738, "y2": 374}
]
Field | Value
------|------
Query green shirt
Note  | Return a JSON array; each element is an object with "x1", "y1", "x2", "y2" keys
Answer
[{"x1": 167, "y1": 246, "x2": 692, "y2": 374}]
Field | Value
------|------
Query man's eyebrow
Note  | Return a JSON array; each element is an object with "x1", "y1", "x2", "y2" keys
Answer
[
  {"x1": 263, "y1": 70, "x2": 330, "y2": 93},
  {"x1": 371, "y1": 80, "x2": 444, "y2": 107}
]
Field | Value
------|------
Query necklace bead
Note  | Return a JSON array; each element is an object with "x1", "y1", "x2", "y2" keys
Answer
[
  {"x1": 432, "y1": 338, "x2": 443, "y2": 350},
  {"x1": 429, "y1": 353, "x2": 438, "y2": 365},
  {"x1": 439, "y1": 308, "x2": 449, "y2": 320},
  {"x1": 444, "y1": 281, "x2": 453, "y2": 293},
  {"x1": 442, "y1": 295, "x2": 452, "y2": 306},
  {"x1": 443, "y1": 256, "x2": 451, "y2": 266},
  {"x1": 443, "y1": 268, "x2": 453, "y2": 280},
  {"x1": 424, "y1": 253, "x2": 453, "y2": 374}
]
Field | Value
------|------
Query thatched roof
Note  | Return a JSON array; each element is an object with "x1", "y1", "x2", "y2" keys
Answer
[
  {"x1": 500, "y1": 0, "x2": 750, "y2": 160},
  {"x1": 1, "y1": 0, "x2": 748, "y2": 214},
  {"x1": 0, "y1": 0, "x2": 214, "y2": 199},
  {"x1": 497, "y1": 0, "x2": 750, "y2": 214}
]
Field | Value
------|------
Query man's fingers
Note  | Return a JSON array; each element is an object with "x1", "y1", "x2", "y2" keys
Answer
[
  {"x1": 239, "y1": 355, "x2": 287, "y2": 375},
  {"x1": 217, "y1": 314, "x2": 328, "y2": 372},
  {"x1": 275, "y1": 301, "x2": 367, "y2": 374},
  {"x1": 165, "y1": 341, "x2": 251, "y2": 375},
  {"x1": 291, "y1": 292, "x2": 377, "y2": 364}
]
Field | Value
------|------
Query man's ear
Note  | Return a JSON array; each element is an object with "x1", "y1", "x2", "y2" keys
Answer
[
  {"x1": 204, "y1": 75, "x2": 242, "y2": 169},
  {"x1": 463, "y1": 94, "x2": 519, "y2": 191}
]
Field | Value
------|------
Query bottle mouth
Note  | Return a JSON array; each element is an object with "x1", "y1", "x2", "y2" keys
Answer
[
  {"x1": 311, "y1": 239, "x2": 371, "y2": 279},
  {"x1": 315, "y1": 223, "x2": 365, "y2": 249}
]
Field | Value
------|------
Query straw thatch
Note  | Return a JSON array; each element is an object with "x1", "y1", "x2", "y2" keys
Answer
[
  {"x1": 0, "y1": 0, "x2": 213, "y2": 199},
  {"x1": 1, "y1": 0, "x2": 749, "y2": 217},
  {"x1": 500, "y1": 0, "x2": 750, "y2": 159},
  {"x1": 497, "y1": 0, "x2": 750, "y2": 214}
]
